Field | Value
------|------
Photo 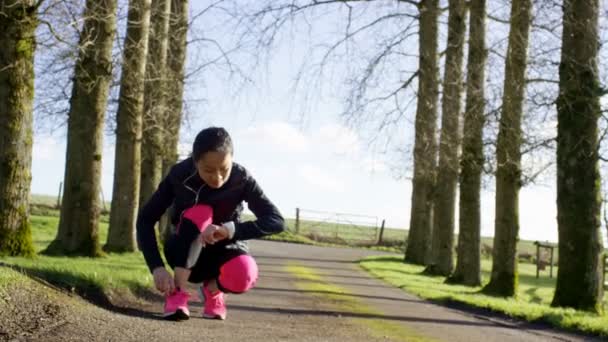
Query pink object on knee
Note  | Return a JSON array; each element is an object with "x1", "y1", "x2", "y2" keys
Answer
[
  {"x1": 181, "y1": 204, "x2": 213, "y2": 232},
  {"x1": 218, "y1": 255, "x2": 259, "y2": 293}
]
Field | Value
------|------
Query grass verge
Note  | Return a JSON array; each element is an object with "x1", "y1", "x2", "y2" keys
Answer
[
  {"x1": 359, "y1": 256, "x2": 608, "y2": 338},
  {"x1": 285, "y1": 263, "x2": 435, "y2": 342},
  {"x1": 1, "y1": 215, "x2": 152, "y2": 305}
]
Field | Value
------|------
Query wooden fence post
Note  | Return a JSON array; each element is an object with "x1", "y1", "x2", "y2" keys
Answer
[
  {"x1": 535, "y1": 241, "x2": 540, "y2": 279},
  {"x1": 295, "y1": 208, "x2": 300, "y2": 234},
  {"x1": 56, "y1": 182, "x2": 63, "y2": 209},
  {"x1": 377, "y1": 219, "x2": 386, "y2": 245},
  {"x1": 549, "y1": 246, "x2": 554, "y2": 278}
]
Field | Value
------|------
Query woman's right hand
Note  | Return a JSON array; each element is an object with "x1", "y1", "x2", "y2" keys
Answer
[{"x1": 152, "y1": 267, "x2": 175, "y2": 295}]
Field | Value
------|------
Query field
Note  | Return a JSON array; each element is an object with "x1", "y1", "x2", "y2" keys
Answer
[{"x1": 30, "y1": 194, "x2": 549, "y2": 263}]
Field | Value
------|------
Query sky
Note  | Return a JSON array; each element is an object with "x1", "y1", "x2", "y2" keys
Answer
[{"x1": 28, "y1": 0, "x2": 608, "y2": 245}]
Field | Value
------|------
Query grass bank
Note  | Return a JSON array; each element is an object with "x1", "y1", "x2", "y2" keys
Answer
[
  {"x1": 1, "y1": 215, "x2": 151, "y2": 304},
  {"x1": 359, "y1": 256, "x2": 608, "y2": 337}
]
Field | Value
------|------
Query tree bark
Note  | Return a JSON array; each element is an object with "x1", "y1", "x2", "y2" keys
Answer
[
  {"x1": 424, "y1": 0, "x2": 466, "y2": 276},
  {"x1": 107, "y1": 0, "x2": 152, "y2": 252},
  {"x1": 551, "y1": 0, "x2": 603, "y2": 313},
  {"x1": 140, "y1": 0, "x2": 171, "y2": 207},
  {"x1": 163, "y1": 0, "x2": 188, "y2": 171},
  {"x1": 447, "y1": 0, "x2": 487, "y2": 287},
  {"x1": 45, "y1": 0, "x2": 118, "y2": 256},
  {"x1": 404, "y1": 0, "x2": 440, "y2": 265},
  {"x1": 482, "y1": 0, "x2": 531, "y2": 297},
  {"x1": 158, "y1": 0, "x2": 188, "y2": 243},
  {"x1": 0, "y1": 0, "x2": 37, "y2": 257}
]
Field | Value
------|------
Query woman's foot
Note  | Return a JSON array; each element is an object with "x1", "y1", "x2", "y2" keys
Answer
[
  {"x1": 163, "y1": 288, "x2": 190, "y2": 321},
  {"x1": 198, "y1": 283, "x2": 227, "y2": 320}
]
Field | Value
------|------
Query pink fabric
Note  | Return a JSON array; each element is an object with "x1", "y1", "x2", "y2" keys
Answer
[
  {"x1": 181, "y1": 204, "x2": 213, "y2": 232},
  {"x1": 219, "y1": 255, "x2": 258, "y2": 293}
]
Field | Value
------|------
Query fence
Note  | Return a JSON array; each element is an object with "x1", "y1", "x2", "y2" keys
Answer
[{"x1": 293, "y1": 208, "x2": 385, "y2": 245}]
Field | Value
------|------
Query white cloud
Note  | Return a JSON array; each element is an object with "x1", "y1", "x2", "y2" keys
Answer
[
  {"x1": 178, "y1": 143, "x2": 191, "y2": 159},
  {"x1": 243, "y1": 121, "x2": 309, "y2": 153},
  {"x1": 362, "y1": 157, "x2": 388, "y2": 174},
  {"x1": 316, "y1": 124, "x2": 360, "y2": 155},
  {"x1": 33, "y1": 136, "x2": 62, "y2": 161},
  {"x1": 297, "y1": 164, "x2": 343, "y2": 191}
]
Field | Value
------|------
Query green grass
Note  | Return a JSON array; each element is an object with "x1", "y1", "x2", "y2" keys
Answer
[
  {"x1": 359, "y1": 256, "x2": 608, "y2": 337},
  {"x1": 285, "y1": 263, "x2": 435, "y2": 342},
  {"x1": 32, "y1": 196, "x2": 541, "y2": 261},
  {"x1": 261, "y1": 230, "x2": 318, "y2": 244},
  {"x1": 1, "y1": 215, "x2": 152, "y2": 301}
]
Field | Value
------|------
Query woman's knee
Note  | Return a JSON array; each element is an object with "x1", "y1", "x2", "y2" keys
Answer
[{"x1": 218, "y1": 254, "x2": 258, "y2": 293}]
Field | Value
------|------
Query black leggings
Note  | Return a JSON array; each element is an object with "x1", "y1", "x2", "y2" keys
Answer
[{"x1": 164, "y1": 233, "x2": 249, "y2": 284}]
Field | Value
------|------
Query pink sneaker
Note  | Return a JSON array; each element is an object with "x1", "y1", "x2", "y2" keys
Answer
[
  {"x1": 198, "y1": 283, "x2": 227, "y2": 320},
  {"x1": 163, "y1": 288, "x2": 190, "y2": 321}
]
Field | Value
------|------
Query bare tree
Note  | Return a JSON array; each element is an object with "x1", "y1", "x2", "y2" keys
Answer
[
  {"x1": 482, "y1": 0, "x2": 532, "y2": 297},
  {"x1": 551, "y1": 0, "x2": 604, "y2": 313},
  {"x1": 404, "y1": 0, "x2": 440, "y2": 265},
  {"x1": 107, "y1": 0, "x2": 152, "y2": 252},
  {"x1": 163, "y1": 0, "x2": 188, "y2": 171},
  {"x1": 0, "y1": 0, "x2": 38, "y2": 257},
  {"x1": 45, "y1": 0, "x2": 118, "y2": 256},
  {"x1": 424, "y1": 0, "x2": 466, "y2": 276},
  {"x1": 139, "y1": 0, "x2": 171, "y2": 207},
  {"x1": 446, "y1": 0, "x2": 487, "y2": 286}
]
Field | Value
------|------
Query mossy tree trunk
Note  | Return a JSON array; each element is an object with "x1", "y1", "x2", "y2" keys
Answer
[
  {"x1": 45, "y1": 0, "x2": 117, "y2": 256},
  {"x1": 0, "y1": 0, "x2": 37, "y2": 257},
  {"x1": 140, "y1": 0, "x2": 171, "y2": 207},
  {"x1": 107, "y1": 0, "x2": 152, "y2": 252},
  {"x1": 482, "y1": 0, "x2": 531, "y2": 297},
  {"x1": 447, "y1": 0, "x2": 487, "y2": 286},
  {"x1": 551, "y1": 0, "x2": 603, "y2": 313},
  {"x1": 404, "y1": 0, "x2": 440, "y2": 265},
  {"x1": 158, "y1": 0, "x2": 188, "y2": 242},
  {"x1": 425, "y1": 0, "x2": 466, "y2": 276}
]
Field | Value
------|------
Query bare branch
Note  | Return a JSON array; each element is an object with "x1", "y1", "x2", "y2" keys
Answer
[{"x1": 526, "y1": 78, "x2": 559, "y2": 84}]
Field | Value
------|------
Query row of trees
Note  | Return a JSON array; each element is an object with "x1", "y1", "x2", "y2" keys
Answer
[
  {"x1": 230, "y1": 0, "x2": 605, "y2": 312},
  {"x1": 389, "y1": 0, "x2": 603, "y2": 311},
  {"x1": 0, "y1": 0, "x2": 189, "y2": 256},
  {"x1": 409, "y1": 0, "x2": 604, "y2": 312},
  {"x1": 0, "y1": 0, "x2": 605, "y2": 314}
]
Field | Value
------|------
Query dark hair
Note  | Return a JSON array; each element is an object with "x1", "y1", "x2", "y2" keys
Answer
[{"x1": 192, "y1": 127, "x2": 233, "y2": 161}]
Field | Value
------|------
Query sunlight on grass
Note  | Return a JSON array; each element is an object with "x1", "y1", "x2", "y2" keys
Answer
[
  {"x1": 1, "y1": 215, "x2": 152, "y2": 299},
  {"x1": 285, "y1": 262, "x2": 435, "y2": 342},
  {"x1": 359, "y1": 256, "x2": 608, "y2": 337}
]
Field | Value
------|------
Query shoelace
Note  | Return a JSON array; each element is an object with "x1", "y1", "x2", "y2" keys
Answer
[{"x1": 207, "y1": 291, "x2": 224, "y2": 309}]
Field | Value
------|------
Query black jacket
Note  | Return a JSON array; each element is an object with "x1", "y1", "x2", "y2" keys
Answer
[{"x1": 136, "y1": 157, "x2": 285, "y2": 272}]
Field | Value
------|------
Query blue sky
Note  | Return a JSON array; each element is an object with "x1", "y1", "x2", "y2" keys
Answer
[{"x1": 29, "y1": 0, "x2": 608, "y2": 244}]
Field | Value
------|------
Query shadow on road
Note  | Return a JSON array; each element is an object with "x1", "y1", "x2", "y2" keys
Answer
[
  {"x1": 256, "y1": 255, "x2": 359, "y2": 264},
  {"x1": 253, "y1": 286, "x2": 422, "y2": 304},
  {"x1": 224, "y1": 304, "x2": 509, "y2": 328}
]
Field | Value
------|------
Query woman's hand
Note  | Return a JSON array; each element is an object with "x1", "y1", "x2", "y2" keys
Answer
[
  {"x1": 153, "y1": 267, "x2": 175, "y2": 295},
  {"x1": 200, "y1": 224, "x2": 229, "y2": 245}
]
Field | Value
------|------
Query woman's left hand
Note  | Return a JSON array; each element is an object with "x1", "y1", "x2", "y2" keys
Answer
[{"x1": 201, "y1": 224, "x2": 229, "y2": 245}]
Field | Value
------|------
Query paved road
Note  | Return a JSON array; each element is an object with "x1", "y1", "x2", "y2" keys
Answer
[{"x1": 6, "y1": 240, "x2": 601, "y2": 341}]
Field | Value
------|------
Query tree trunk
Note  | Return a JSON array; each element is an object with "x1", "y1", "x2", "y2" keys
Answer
[
  {"x1": 0, "y1": 0, "x2": 37, "y2": 257},
  {"x1": 140, "y1": 0, "x2": 171, "y2": 207},
  {"x1": 424, "y1": 0, "x2": 466, "y2": 276},
  {"x1": 107, "y1": 0, "x2": 152, "y2": 252},
  {"x1": 44, "y1": 0, "x2": 118, "y2": 256},
  {"x1": 158, "y1": 0, "x2": 188, "y2": 242},
  {"x1": 447, "y1": 0, "x2": 487, "y2": 287},
  {"x1": 551, "y1": 0, "x2": 603, "y2": 313},
  {"x1": 163, "y1": 0, "x2": 188, "y2": 170},
  {"x1": 482, "y1": 0, "x2": 531, "y2": 297},
  {"x1": 404, "y1": 0, "x2": 440, "y2": 265}
]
